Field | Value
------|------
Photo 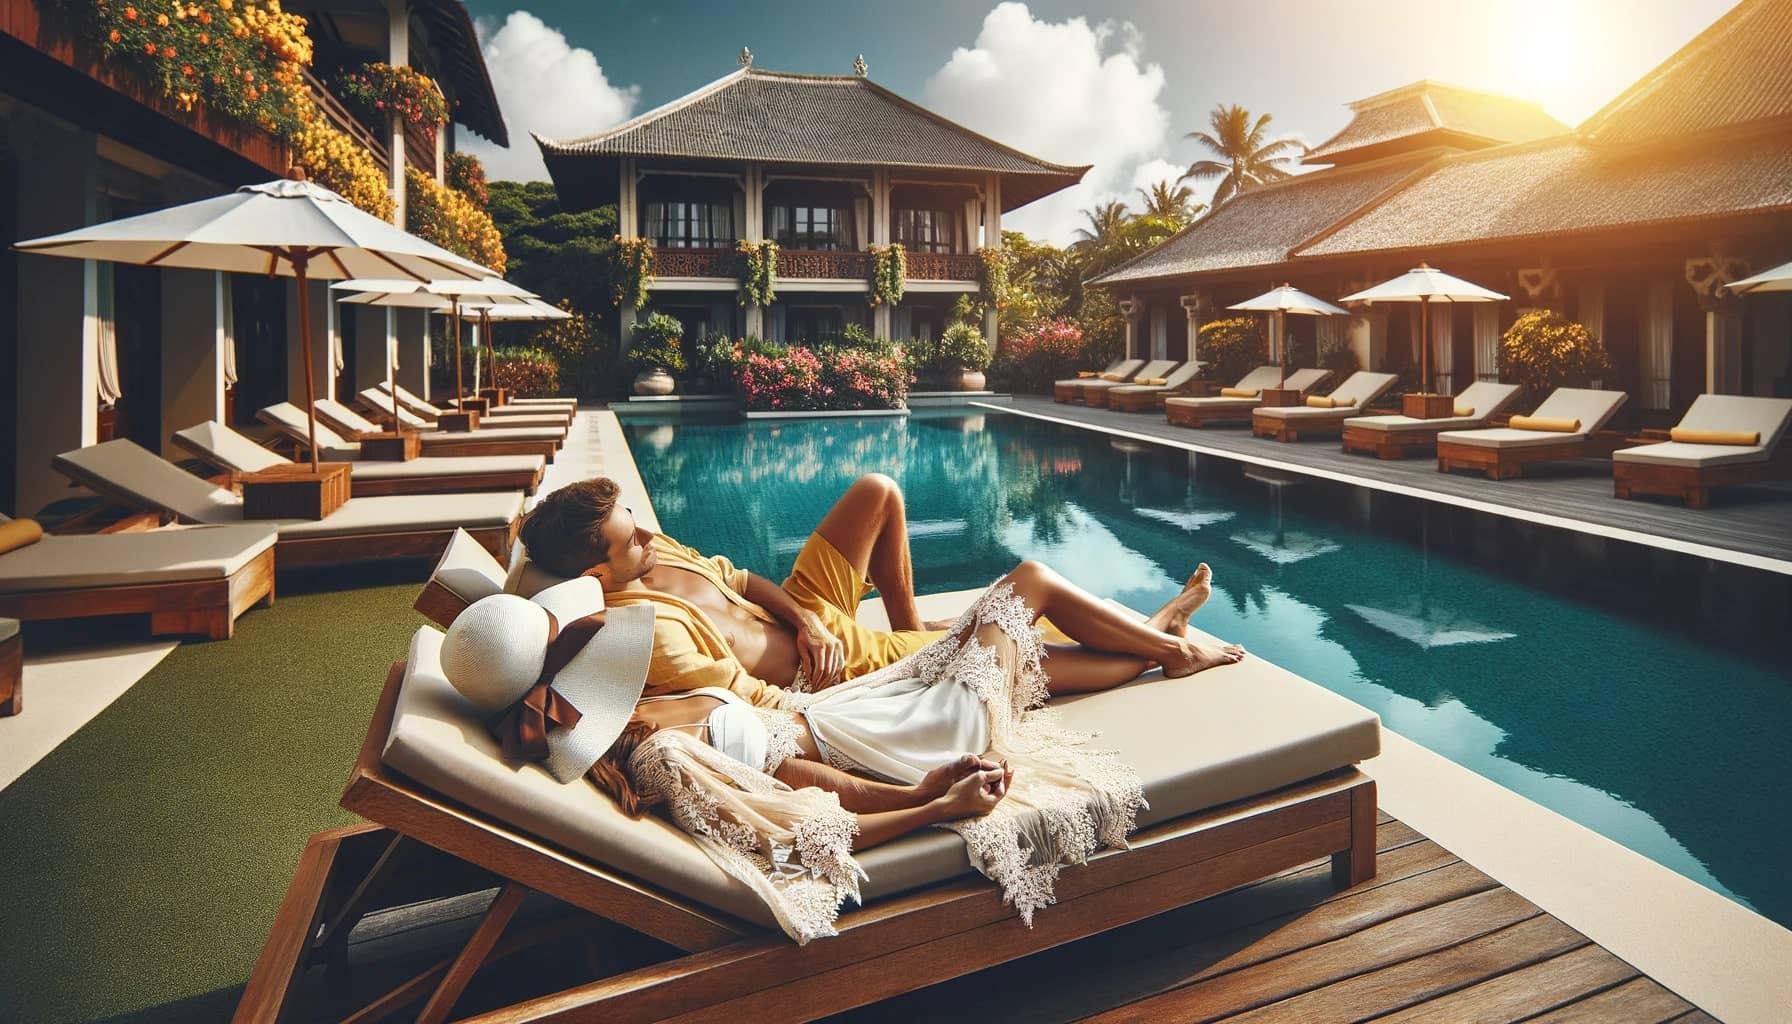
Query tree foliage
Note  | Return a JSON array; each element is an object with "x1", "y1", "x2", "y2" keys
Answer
[
  {"x1": 486, "y1": 181, "x2": 617, "y2": 314},
  {"x1": 1182, "y1": 103, "x2": 1304, "y2": 205}
]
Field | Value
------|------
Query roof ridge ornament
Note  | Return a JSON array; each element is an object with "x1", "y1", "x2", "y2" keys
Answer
[
  {"x1": 738, "y1": 47, "x2": 752, "y2": 68},
  {"x1": 853, "y1": 54, "x2": 868, "y2": 77}
]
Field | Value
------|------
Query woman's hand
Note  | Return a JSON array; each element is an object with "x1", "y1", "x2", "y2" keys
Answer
[
  {"x1": 796, "y1": 611, "x2": 846, "y2": 690},
  {"x1": 932, "y1": 763, "x2": 1012, "y2": 820}
]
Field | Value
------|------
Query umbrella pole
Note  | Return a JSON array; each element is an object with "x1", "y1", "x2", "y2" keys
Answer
[
  {"x1": 453, "y1": 301, "x2": 465, "y2": 404},
  {"x1": 391, "y1": 340, "x2": 402, "y2": 432},
  {"x1": 1276, "y1": 309, "x2": 1287, "y2": 389},
  {"x1": 484, "y1": 309, "x2": 496, "y2": 398},
  {"x1": 294, "y1": 254, "x2": 321, "y2": 473},
  {"x1": 1419, "y1": 294, "x2": 1430, "y2": 396}
]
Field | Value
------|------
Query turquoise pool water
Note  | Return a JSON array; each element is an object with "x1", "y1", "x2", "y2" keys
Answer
[{"x1": 623, "y1": 409, "x2": 1792, "y2": 927}]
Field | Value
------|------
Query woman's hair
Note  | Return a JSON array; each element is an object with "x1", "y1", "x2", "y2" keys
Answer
[{"x1": 589, "y1": 715, "x2": 661, "y2": 818}]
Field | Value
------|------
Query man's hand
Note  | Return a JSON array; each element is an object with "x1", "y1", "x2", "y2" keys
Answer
[{"x1": 796, "y1": 610, "x2": 846, "y2": 690}]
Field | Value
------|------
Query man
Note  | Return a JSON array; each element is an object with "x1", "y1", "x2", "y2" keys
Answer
[{"x1": 518, "y1": 473, "x2": 950, "y2": 707}]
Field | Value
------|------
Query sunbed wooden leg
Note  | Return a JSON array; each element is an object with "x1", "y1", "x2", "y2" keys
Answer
[
  {"x1": 414, "y1": 881, "x2": 528, "y2": 1024},
  {"x1": 152, "y1": 606, "x2": 233, "y2": 641},
  {"x1": 1685, "y1": 486, "x2": 1709, "y2": 509},
  {"x1": 1331, "y1": 780, "x2": 1378, "y2": 889}
]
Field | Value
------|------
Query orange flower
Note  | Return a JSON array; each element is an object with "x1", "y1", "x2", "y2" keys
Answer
[
  {"x1": 124, "y1": 6, "x2": 136, "y2": 18},
  {"x1": 198, "y1": 31, "x2": 208, "y2": 42},
  {"x1": 243, "y1": 70, "x2": 253, "y2": 81},
  {"x1": 182, "y1": 63, "x2": 193, "y2": 76},
  {"x1": 162, "y1": 46, "x2": 176, "y2": 57},
  {"x1": 199, "y1": 11, "x2": 210, "y2": 23},
  {"x1": 144, "y1": 41, "x2": 156, "y2": 53},
  {"x1": 108, "y1": 28, "x2": 121, "y2": 41},
  {"x1": 155, "y1": 12, "x2": 167, "y2": 25}
]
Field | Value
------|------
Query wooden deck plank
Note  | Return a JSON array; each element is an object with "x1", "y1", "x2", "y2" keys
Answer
[
  {"x1": 1368, "y1": 945, "x2": 1636, "y2": 1024},
  {"x1": 1080, "y1": 888, "x2": 1541, "y2": 1024},
  {"x1": 1519, "y1": 976, "x2": 1696, "y2": 1024},
  {"x1": 1665, "y1": 1012, "x2": 1722, "y2": 1024},
  {"x1": 1208, "y1": 915, "x2": 1588, "y2": 1024}
]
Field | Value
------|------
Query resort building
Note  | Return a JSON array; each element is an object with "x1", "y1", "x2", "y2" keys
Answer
[
  {"x1": 1, "y1": 0, "x2": 507, "y2": 516},
  {"x1": 1092, "y1": 0, "x2": 1792, "y2": 426},
  {"x1": 537, "y1": 53, "x2": 1087, "y2": 351}
]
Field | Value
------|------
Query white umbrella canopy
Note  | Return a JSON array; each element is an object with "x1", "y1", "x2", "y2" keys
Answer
[
  {"x1": 1230, "y1": 284, "x2": 1350, "y2": 388},
  {"x1": 448, "y1": 298, "x2": 570, "y2": 399},
  {"x1": 15, "y1": 178, "x2": 499, "y2": 470},
  {"x1": 1340, "y1": 264, "x2": 1507, "y2": 397},
  {"x1": 1724, "y1": 258, "x2": 1792, "y2": 294}
]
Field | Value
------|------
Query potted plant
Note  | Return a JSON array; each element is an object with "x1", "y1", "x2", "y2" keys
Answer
[
  {"x1": 1498, "y1": 309, "x2": 1611, "y2": 409},
  {"x1": 936, "y1": 321, "x2": 992, "y2": 391},
  {"x1": 630, "y1": 312, "x2": 688, "y2": 396}
]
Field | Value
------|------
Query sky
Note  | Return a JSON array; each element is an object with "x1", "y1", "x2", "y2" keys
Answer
[{"x1": 457, "y1": 0, "x2": 1737, "y2": 244}]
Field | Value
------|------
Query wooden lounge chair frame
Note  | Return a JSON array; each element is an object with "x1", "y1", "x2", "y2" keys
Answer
[
  {"x1": 1612, "y1": 445, "x2": 1792, "y2": 508},
  {"x1": 1342, "y1": 422, "x2": 1469, "y2": 460},
  {"x1": 172, "y1": 430, "x2": 545, "y2": 499},
  {"x1": 52, "y1": 453, "x2": 521, "y2": 569},
  {"x1": 0, "y1": 544, "x2": 273, "y2": 640},
  {"x1": 237, "y1": 661, "x2": 1377, "y2": 1023},
  {"x1": 302, "y1": 403, "x2": 561, "y2": 462},
  {"x1": 1110, "y1": 378, "x2": 1210, "y2": 413},
  {"x1": 1167, "y1": 399, "x2": 1262, "y2": 428},
  {"x1": 1436, "y1": 431, "x2": 1631, "y2": 480}
]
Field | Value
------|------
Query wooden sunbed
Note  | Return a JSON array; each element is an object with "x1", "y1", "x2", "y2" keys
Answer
[
  {"x1": 354, "y1": 392, "x2": 566, "y2": 458},
  {"x1": 0, "y1": 520, "x2": 275, "y2": 640},
  {"x1": 1166, "y1": 367, "x2": 1332, "y2": 427},
  {"x1": 237, "y1": 647, "x2": 1379, "y2": 1023},
  {"x1": 275, "y1": 401, "x2": 560, "y2": 462},
  {"x1": 1436, "y1": 388, "x2": 1631, "y2": 480},
  {"x1": 173, "y1": 421, "x2": 544, "y2": 498},
  {"x1": 1053, "y1": 358, "x2": 1144, "y2": 403},
  {"x1": 1109, "y1": 361, "x2": 1208, "y2": 412},
  {"x1": 1611, "y1": 395, "x2": 1792, "y2": 508},
  {"x1": 1251, "y1": 371, "x2": 1399, "y2": 442},
  {"x1": 376, "y1": 381, "x2": 571, "y2": 429},
  {"x1": 1340, "y1": 381, "x2": 1522, "y2": 459},
  {"x1": 1076, "y1": 359, "x2": 1178, "y2": 408}
]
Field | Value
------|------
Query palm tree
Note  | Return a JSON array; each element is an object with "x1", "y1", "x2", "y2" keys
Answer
[
  {"x1": 1137, "y1": 180, "x2": 1203, "y2": 227},
  {"x1": 1070, "y1": 199, "x2": 1133, "y2": 275},
  {"x1": 1181, "y1": 104, "x2": 1304, "y2": 205}
]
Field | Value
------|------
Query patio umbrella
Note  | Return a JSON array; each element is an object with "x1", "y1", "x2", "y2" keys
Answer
[
  {"x1": 425, "y1": 278, "x2": 535, "y2": 407},
  {"x1": 1725, "y1": 258, "x2": 1792, "y2": 294},
  {"x1": 335, "y1": 279, "x2": 535, "y2": 422},
  {"x1": 1229, "y1": 284, "x2": 1349, "y2": 388},
  {"x1": 462, "y1": 298, "x2": 570, "y2": 397},
  {"x1": 1341, "y1": 264, "x2": 1506, "y2": 398},
  {"x1": 15, "y1": 177, "x2": 495, "y2": 470}
]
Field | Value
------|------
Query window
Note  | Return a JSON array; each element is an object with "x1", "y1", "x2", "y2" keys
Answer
[
  {"x1": 895, "y1": 208, "x2": 954, "y2": 253},
  {"x1": 786, "y1": 306, "x2": 846, "y2": 344},
  {"x1": 771, "y1": 205, "x2": 849, "y2": 250},
  {"x1": 643, "y1": 200, "x2": 733, "y2": 248}
]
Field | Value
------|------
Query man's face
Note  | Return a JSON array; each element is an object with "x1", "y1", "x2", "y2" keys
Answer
[{"x1": 588, "y1": 505, "x2": 657, "y2": 587}]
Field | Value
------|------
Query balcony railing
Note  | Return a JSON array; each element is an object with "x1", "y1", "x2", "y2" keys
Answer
[
  {"x1": 649, "y1": 246, "x2": 978, "y2": 283},
  {"x1": 906, "y1": 252, "x2": 981, "y2": 281},
  {"x1": 655, "y1": 248, "x2": 735, "y2": 278},
  {"x1": 777, "y1": 249, "x2": 869, "y2": 280},
  {"x1": 304, "y1": 67, "x2": 390, "y2": 176}
]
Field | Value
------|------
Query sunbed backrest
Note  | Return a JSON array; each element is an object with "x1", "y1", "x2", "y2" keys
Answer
[
  {"x1": 314, "y1": 398, "x2": 381, "y2": 437},
  {"x1": 54, "y1": 439, "x2": 240, "y2": 523},
  {"x1": 361, "y1": 388, "x2": 432, "y2": 429},
  {"x1": 175, "y1": 421, "x2": 289, "y2": 473},
  {"x1": 1531, "y1": 388, "x2": 1627, "y2": 433},
  {"x1": 1282, "y1": 368, "x2": 1333, "y2": 392},
  {"x1": 431, "y1": 527, "x2": 508, "y2": 605},
  {"x1": 1453, "y1": 381, "x2": 1520, "y2": 419},
  {"x1": 1109, "y1": 359, "x2": 1146, "y2": 379},
  {"x1": 390, "y1": 382, "x2": 448, "y2": 417},
  {"x1": 260, "y1": 403, "x2": 356, "y2": 452},
  {"x1": 1676, "y1": 395, "x2": 1792, "y2": 450},
  {"x1": 1159, "y1": 362, "x2": 1203, "y2": 389},
  {"x1": 1230, "y1": 366, "x2": 1284, "y2": 391},
  {"x1": 1132, "y1": 360, "x2": 1177, "y2": 381},
  {"x1": 1327, "y1": 372, "x2": 1399, "y2": 407}
]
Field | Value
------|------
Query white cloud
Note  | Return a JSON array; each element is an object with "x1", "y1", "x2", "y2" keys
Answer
[
  {"x1": 461, "y1": 12, "x2": 639, "y2": 182},
  {"x1": 1129, "y1": 158, "x2": 1184, "y2": 197},
  {"x1": 923, "y1": 2, "x2": 1172, "y2": 244}
]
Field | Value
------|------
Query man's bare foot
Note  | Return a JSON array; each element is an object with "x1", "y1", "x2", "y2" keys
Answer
[
  {"x1": 914, "y1": 754, "x2": 994, "y2": 805},
  {"x1": 1161, "y1": 636, "x2": 1245, "y2": 678},
  {"x1": 1146, "y1": 564, "x2": 1214, "y2": 638}
]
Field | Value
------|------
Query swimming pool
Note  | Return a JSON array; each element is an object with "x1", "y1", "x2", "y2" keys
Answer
[{"x1": 623, "y1": 409, "x2": 1792, "y2": 927}]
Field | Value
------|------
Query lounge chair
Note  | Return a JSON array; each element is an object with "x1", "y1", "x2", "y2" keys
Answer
[
  {"x1": 0, "y1": 515, "x2": 275, "y2": 640},
  {"x1": 1340, "y1": 381, "x2": 1522, "y2": 459},
  {"x1": 1108, "y1": 361, "x2": 1208, "y2": 412},
  {"x1": 1435, "y1": 388, "x2": 1630, "y2": 479},
  {"x1": 1165, "y1": 367, "x2": 1333, "y2": 427},
  {"x1": 1074, "y1": 359, "x2": 1178, "y2": 408},
  {"x1": 267, "y1": 400, "x2": 560, "y2": 461},
  {"x1": 357, "y1": 388, "x2": 568, "y2": 445},
  {"x1": 376, "y1": 380, "x2": 571, "y2": 428},
  {"x1": 173, "y1": 421, "x2": 545, "y2": 497},
  {"x1": 238, "y1": 617, "x2": 1380, "y2": 1022},
  {"x1": 53, "y1": 439, "x2": 525, "y2": 567},
  {"x1": 413, "y1": 527, "x2": 509, "y2": 627},
  {"x1": 1252, "y1": 371, "x2": 1399, "y2": 442},
  {"x1": 1053, "y1": 358, "x2": 1144, "y2": 403},
  {"x1": 1611, "y1": 395, "x2": 1792, "y2": 508}
]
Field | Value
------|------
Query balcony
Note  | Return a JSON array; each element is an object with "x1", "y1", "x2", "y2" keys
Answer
[
  {"x1": 303, "y1": 68, "x2": 441, "y2": 179},
  {"x1": 906, "y1": 252, "x2": 981, "y2": 281},
  {"x1": 777, "y1": 249, "x2": 868, "y2": 280},
  {"x1": 648, "y1": 246, "x2": 979, "y2": 287},
  {"x1": 654, "y1": 248, "x2": 734, "y2": 279}
]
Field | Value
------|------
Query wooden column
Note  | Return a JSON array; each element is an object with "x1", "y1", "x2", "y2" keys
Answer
[
  {"x1": 619, "y1": 156, "x2": 640, "y2": 350},
  {"x1": 982, "y1": 173, "x2": 1002, "y2": 346},
  {"x1": 742, "y1": 163, "x2": 764, "y2": 341},
  {"x1": 872, "y1": 168, "x2": 893, "y2": 340},
  {"x1": 1180, "y1": 294, "x2": 1203, "y2": 363},
  {"x1": 385, "y1": 0, "x2": 409, "y2": 225}
]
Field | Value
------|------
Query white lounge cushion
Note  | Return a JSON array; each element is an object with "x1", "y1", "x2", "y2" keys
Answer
[
  {"x1": 1227, "y1": 366, "x2": 1286, "y2": 392},
  {"x1": 0, "y1": 524, "x2": 277, "y2": 592},
  {"x1": 1280, "y1": 367, "x2": 1334, "y2": 393},
  {"x1": 174, "y1": 421, "x2": 288, "y2": 473},
  {"x1": 382, "y1": 622, "x2": 1380, "y2": 928},
  {"x1": 1437, "y1": 388, "x2": 1627, "y2": 448},
  {"x1": 508, "y1": 398, "x2": 579, "y2": 409},
  {"x1": 1256, "y1": 372, "x2": 1397, "y2": 420},
  {"x1": 1055, "y1": 359, "x2": 1144, "y2": 387},
  {"x1": 259, "y1": 403, "x2": 362, "y2": 457},
  {"x1": 348, "y1": 455, "x2": 544, "y2": 482},
  {"x1": 1077, "y1": 359, "x2": 1178, "y2": 389},
  {"x1": 1435, "y1": 426, "x2": 1587, "y2": 450},
  {"x1": 429, "y1": 527, "x2": 509, "y2": 604},
  {"x1": 0, "y1": 618, "x2": 15, "y2": 642},
  {"x1": 419, "y1": 425, "x2": 564, "y2": 444},
  {"x1": 457, "y1": 413, "x2": 570, "y2": 429},
  {"x1": 1111, "y1": 361, "x2": 1206, "y2": 394},
  {"x1": 1164, "y1": 395, "x2": 1260, "y2": 411},
  {"x1": 1343, "y1": 382, "x2": 1522, "y2": 433},
  {"x1": 1612, "y1": 394, "x2": 1792, "y2": 467},
  {"x1": 56, "y1": 439, "x2": 241, "y2": 522},
  {"x1": 505, "y1": 545, "x2": 567, "y2": 598},
  {"x1": 272, "y1": 492, "x2": 523, "y2": 539},
  {"x1": 1610, "y1": 440, "x2": 1769, "y2": 468},
  {"x1": 313, "y1": 398, "x2": 384, "y2": 437}
]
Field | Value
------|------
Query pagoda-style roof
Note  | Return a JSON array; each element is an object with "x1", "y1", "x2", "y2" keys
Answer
[
  {"x1": 1087, "y1": 153, "x2": 1435, "y2": 287},
  {"x1": 1579, "y1": 0, "x2": 1792, "y2": 146},
  {"x1": 1304, "y1": 81, "x2": 1567, "y2": 165},
  {"x1": 414, "y1": 0, "x2": 508, "y2": 146},
  {"x1": 537, "y1": 67, "x2": 1089, "y2": 211}
]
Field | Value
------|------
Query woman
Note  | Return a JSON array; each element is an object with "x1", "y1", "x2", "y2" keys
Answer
[{"x1": 442, "y1": 561, "x2": 1237, "y2": 943}]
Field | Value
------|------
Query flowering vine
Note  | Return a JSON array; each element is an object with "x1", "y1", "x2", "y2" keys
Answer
[
  {"x1": 612, "y1": 238, "x2": 655, "y2": 308},
  {"x1": 735, "y1": 239, "x2": 778, "y2": 307},
  {"x1": 406, "y1": 168, "x2": 505, "y2": 272},
  {"x1": 867, "y1": 243, "x2": 906, "y2": 308},
  {"x1": 977, "y1": 246, "x2": 1009, "y2": 309},
  {"x1": 444, "y1": 151, "x2": 488, "y2": 209},
  {"x1": 335, "y1": 62, "x2": 450, "y2": 141}
]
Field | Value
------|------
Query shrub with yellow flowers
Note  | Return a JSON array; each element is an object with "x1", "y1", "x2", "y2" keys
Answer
[
  {"x1": 1498, "y1": 309, "x2": 1611, "y2": 406},
  {"x1": 406, "y1": 168, "x2": 506, "y2": 273},
  {"x1": 293, "y1": 118, "x2": 393, "y2": 220}
]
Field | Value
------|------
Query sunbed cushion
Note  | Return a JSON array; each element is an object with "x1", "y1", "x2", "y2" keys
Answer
[
  {"x1": 383, "y1": 623, "x2": 1380, "y2": 928},
  {"x1": 348, "y1": 455, "x2": 544, "y2": 482},
  {"x1": 1166, "y1": 395, "x2": 1258, "y2": 410},
  {"x1": 273, "y1": 492, "x2": 523, "y2": 539},
  {"x1": 175, "y1": 421, "x2": 289, "y2": 473},
  {"x1": 0, "y1": 524, "x2": 276, "y2": 592},
  {"x1": 430, "y1": 527, "x2": 509, "y2": 604},
  {"x1": 1112, "y1": 361, "x2": 1204, "y2": 394},
  {"x1": 1434, "y1": 427, "x2": 1586, "y2": 450},
  {"x1": 1260, "y1": 372, "x2": 1397, "y2": 420},
  {"x1": 1084, "y1": 360, "x2": 1176, "y2": 388},
  {"x1": 1611, "y1": 440, "x2": 1769, "y2": 468},
  {"x1": 1344, "y1": 381, "x2": 1521, "y2": 433},
  {"x1": 1438, "y1": 388, "x2": 1626, "y2": 448},
  {"x1": 1056, "y1": 359, "x2": 1143, "y2": 387},
  {"x1": 1281, "y1": 368, "x2": 1333, "y2": 393},
  {"x1": 505, "y1": 546, "x2": 566, "y2": 598},
  {"x1": 55, "y1": 439, "x2": 241, "y2": 523},
  {"x1": 420, "y1": 425, "x2": 564, "y2": 444},
  {"x1": 313, "y1": 398, "x2": 383, "y2": 436},
  {"x1": 260, "y1": 403, "x2": 359, "y2": 454},
  {"x1": 1674, "y1": 395, "x2": 1792, "y2": 449},
  {"x1": 452, "y1": 413, "x2": 570, "y2": 429},
  {"x1": 1229, "y1": 366, "x2": 1284, "y2": 392}
]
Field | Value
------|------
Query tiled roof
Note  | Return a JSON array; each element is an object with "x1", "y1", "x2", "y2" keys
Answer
[
  {"x1": 537, "y1": 68, "x2": 1088, "y2": 209},
  {"x1": 1581, "y1": 0, "x2": 1792, "y2": 145},
  {"x1": 1296, "y1": 131, "x2": 1792, "y2": 258},
  {"x1": 415, "y1": 0, "x2": 507, "y2": 146},
  {"x1": 1306, "y1": 82, "x2": 1567, "y2": 164},
  {"x1": 1088, "y1": 154, "x2": 1434, "y2": 286}
]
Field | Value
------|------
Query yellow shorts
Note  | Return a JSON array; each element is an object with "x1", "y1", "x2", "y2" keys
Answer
[{"x1": 782, "y1": 532, "x2": 941, "y2": 678}]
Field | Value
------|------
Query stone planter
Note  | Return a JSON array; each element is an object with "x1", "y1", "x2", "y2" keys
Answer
[{"x1": 633, "y1": 368, "x2": 676, "y2": 396}]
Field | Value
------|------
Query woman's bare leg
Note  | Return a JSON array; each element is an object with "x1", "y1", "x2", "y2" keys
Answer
[{"x1": 811, "y1": 473, "x2": 928, "y2": 631}]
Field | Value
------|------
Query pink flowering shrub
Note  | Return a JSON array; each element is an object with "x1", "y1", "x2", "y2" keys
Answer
[
  {"x1": 729, "y1": 340, "x2": 912, "y2": 411},
  {"x1": 990, "y1": 317, "x2": 1085, "y2": 393}
]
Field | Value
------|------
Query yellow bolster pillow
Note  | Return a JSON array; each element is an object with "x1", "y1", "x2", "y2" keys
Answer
[
  {"x1": 1305, "y1": 395, "x2": 1357, "y2": 409},
  {"x1": 0, "y1": 517, "x2": 45, "y2": 556},
  {"x1": 1670, "y1": 427, "x2": 1760, "y2": 446},
  {"x1": 1137, "y1": 377, "x2": 1168, "y2": 386},
  {"x1": 1454, "y1": 406, "x2": 1475, "y2": 417},
  {"x1": 1077, "y1": 371, "x2": 1098, "y2": 378},
  {"x1": 1099, "y1": 372, "x2": 1126, "y2": 382},
  {"x1": 1219, "y1": 387, "x2": 1260, "y2": 398},
  {"x1": 1508, "y1": 415, "x2": 1581, "y2": 433}
]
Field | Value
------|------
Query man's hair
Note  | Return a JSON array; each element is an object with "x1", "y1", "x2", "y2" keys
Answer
[{"x1": 518, "y1": 477, "x2": 622, "y2": 578}]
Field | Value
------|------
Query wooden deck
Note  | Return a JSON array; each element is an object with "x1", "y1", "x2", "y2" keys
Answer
[
  {"x1": 829, "y1": 811, "x2": 1716, "y2": 1024},
  {"x1": 1002, "y1": 395, "x2": 1792, "y2": 568}
]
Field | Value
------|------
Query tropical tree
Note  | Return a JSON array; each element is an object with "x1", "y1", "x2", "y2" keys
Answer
[
  {"x1": 1181, "y1": 104, "x2": 1304, "y2": 205},
  {"x1": 1137, "y1": 179, "x2": 1203, "y2": 227},
  {"x1": 1071, "y1": 200, "x2": 1131, "y2": 257}
]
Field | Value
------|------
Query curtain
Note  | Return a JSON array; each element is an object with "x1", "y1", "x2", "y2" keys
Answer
[
  {"x1": 1151, "y1": 306, "x2": 1168, "y2": 360},
  {"x1": 94, "y1": 262, "x2": 123, "y2": 405},
  {"x1": 837, "y1": 206, "x2": 857, "y2": 250},
  {"x1": 1643, "y1": 278, "x2": 1673, "y2": 409},
  {"x1": 853, "y1": 197, "x2": 869, "y2": 249},
  {"x1": 769, "y1": 205, "x2": 791, "y2": 245},
  {"x1": 1431, "y1": 303, "x2": 1455, "y2": 395},
  {"x1": 221, "y1": 273, "x2": 239, "y2": 386},
  {"x1": 1473, "y1": 304, "x2": 1500, "y2": 381}
]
